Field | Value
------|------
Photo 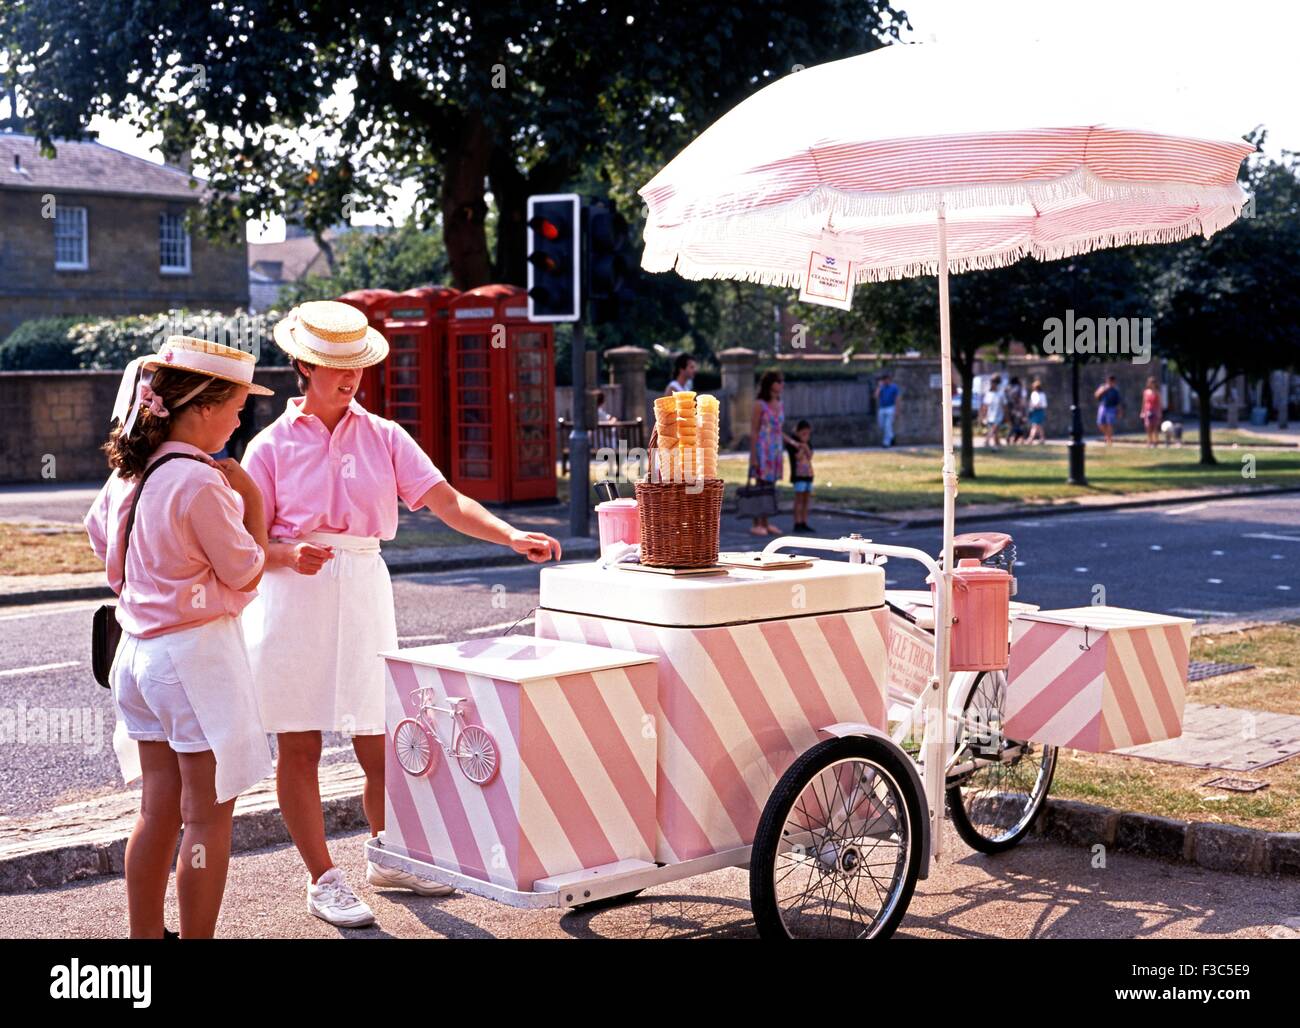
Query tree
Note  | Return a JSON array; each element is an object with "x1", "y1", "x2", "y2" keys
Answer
[
  {"x1": 1143, "y1": 140, "x2": 1300, "y2": 465},
  {"x1": 1, "y1": 1, "x2": 909, "y2": 291},
  {"x1": 277, "y1": 219, "x2": 450, "y2": 305}
]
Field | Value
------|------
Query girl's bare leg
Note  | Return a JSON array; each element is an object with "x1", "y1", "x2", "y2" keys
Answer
[
  {"x1": 176, "y1": 749, "x2": 236, "y2": 939},
  {"x1": 125, "y1": 741, "x2": 182, "y2": 939},
  {"x1": 276, "y1": 731, "x2": 334, "y2": 882},
  {"x1": 351, "y1": 733, "x2": 386, "y2": 836}
]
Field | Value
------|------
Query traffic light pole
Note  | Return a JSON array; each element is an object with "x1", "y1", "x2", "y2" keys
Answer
[{"x1": 568, "y1": 319, "x2": 591, "y2": 537}]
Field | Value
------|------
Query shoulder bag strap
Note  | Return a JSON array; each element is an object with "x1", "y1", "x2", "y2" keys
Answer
[{"x1": 118, "y1": 453, "x2": 213, "y2": 586}]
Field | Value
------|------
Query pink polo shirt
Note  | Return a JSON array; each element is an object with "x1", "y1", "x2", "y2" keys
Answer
[
  {"x1": 241, "y1": 397, "x2": 446, "y2": 540},
  {"x1": 85, "y1": 442, "x2": 266, "y2": 638}
]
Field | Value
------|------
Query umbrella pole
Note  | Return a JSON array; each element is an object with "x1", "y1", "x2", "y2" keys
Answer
[{"x1": 926, "y1": 203, "x2": 956, "y2": 861}]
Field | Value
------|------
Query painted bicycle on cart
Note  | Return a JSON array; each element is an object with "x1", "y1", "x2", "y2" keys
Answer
[{"x1": 393, "y1": 687, "x2": 501, "y2": 786}]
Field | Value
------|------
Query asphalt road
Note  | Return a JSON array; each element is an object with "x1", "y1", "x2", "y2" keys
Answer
[
  {"x1": 0, "y1": 493, "x2": 1295, "y2": 817},
  {"x1": 2, "y1": 821, "x2": 1297, "y2": 939}
]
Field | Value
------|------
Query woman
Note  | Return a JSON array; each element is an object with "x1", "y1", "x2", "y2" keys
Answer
[
  {"x1": 1141, "y1": 376, "x2": 1163, "y2": 447},
  {"x1": 1094, "y1": 374, "x2": 1123, "y2": 446},
  {"x1": 241, "y1": 300, "x2": 562, "y2": 929},
  {"x1": 981, "y1": 375, "x2": 1005, "y2": 448},
  {"x1": 1027, "y1": 379, "x2": 1048, "y2": 444},
  {"x1": 748, "y1": 370, "x2": 800, "y2": 537},
  {"x1": 85, "y1": 337, "x2": 275, "y2": 938},
  {"x1": 665, "y1": 353, "x2": 696, "y2": 396}
]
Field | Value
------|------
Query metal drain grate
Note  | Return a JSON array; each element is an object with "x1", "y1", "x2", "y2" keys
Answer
[
  {"x1": 1187, "y1": 660, "x2": 1254, "y2": 682},
  {"x1": 1199, "y1": 776, "x2": 1269, "y2": 793}
]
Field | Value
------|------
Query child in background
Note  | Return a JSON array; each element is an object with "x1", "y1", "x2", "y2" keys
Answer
[{"x1": 787, "y1": 419, "x2": 816, "y2": 533}]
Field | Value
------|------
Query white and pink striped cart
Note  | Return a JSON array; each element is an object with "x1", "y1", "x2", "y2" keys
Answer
[{"x1": 366, "y1": 534, "x2": 1192, "y2": 938}]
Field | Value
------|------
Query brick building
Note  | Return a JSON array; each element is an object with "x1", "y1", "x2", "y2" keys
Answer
[{"x1": 0, "y1": 133, "x2": 248, "y2": 341}]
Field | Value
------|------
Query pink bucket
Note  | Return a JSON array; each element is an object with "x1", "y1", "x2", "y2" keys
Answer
[
  {"x1": 596, "y1": 498, "x2": 639, "y2": 556},
  {"x1": 933, "y1": 559, "x2": 1011, "y2": 671}
]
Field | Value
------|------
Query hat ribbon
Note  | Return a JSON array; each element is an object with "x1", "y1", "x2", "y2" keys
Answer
[{"x1": 288, "y1": 310, "x2": 369, "y2": 356}]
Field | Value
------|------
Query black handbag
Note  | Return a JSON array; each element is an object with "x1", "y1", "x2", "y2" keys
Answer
[
  {"x1": 91, "y1": 453, "x2": 210, "y2": 688},
  {"x1": 735, "y1": 472, "x2": 779, "y2": 518}
]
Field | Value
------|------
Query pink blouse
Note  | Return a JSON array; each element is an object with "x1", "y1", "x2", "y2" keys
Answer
[
  {"x1": 241, "y1": 397, "x2": 446, "y2": 540},
  {"x1": 84, "y1": 441, "x2": 265, "y2": 638}
]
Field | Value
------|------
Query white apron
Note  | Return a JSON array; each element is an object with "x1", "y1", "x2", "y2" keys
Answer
[
  {"x1": 111, "y1": 615, "x2": 273, "y2": 804},
  {"x1": 242, "y1": 532, "x2": 396, "y2": 735}
]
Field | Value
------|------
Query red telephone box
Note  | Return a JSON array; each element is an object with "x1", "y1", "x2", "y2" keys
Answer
[
  {"x1": 337, "y1": 289, "x2": 396, "y2": 414},
  {"x1": 376, "y1": 287, "x2": 458, "y2": 473},
  {"x1": 447, "y1": 284, "x2": 557, "y2": 503}
]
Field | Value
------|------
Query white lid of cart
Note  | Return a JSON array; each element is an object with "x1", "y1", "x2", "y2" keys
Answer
[
  {"x1": 539, "y1": 557, "x2": 884, "y2": 627},
  {"x1": 380, "y1": 635, "x2": 657, "y2": 684},
  {"x1": 1011, "y1": 606, "x2": 1194, "y2": 630}
]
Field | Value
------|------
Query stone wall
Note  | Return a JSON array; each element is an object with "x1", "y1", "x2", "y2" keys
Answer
[{"x1": 0, "y1": 368, "x2": 297, "y2": 484}]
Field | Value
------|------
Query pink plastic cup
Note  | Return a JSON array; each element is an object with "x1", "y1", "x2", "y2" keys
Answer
[{"x1": 596, "y1": 498, "x2": 640, "y2": 557}]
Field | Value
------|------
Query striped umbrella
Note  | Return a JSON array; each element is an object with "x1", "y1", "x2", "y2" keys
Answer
[{"x1": 638, "y1": 40, "x2": 1254, "y2": 853}]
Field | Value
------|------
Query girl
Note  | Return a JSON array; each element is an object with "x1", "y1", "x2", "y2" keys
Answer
[
  {"x1": 749, "y1": 370, "x2": 800, "y2": 537},
  {"x1": 1141, "y1": 376, "x2": 1163, "y2": 447},
  {"x1": 241, "y1": 300, "x2": 561, "y2": 928},
  {"x1": 85, "y1": 337, "x2": 275, "y2": 939},
  {"x1": 1027, "y1": 379, "x2": 1048, "y2": 444}
]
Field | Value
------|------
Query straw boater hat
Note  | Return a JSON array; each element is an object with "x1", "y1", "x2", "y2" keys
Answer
[
  {"x1": 273, "y1": 300, "x2": 389, "y2": 369},
  {"x1": 111, "y1": 336, "x2": 273, "y2": 437}
]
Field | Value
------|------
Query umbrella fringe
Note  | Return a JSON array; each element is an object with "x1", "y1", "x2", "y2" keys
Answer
[
  {"x1": 658, "y1": 206, "x2": 1242, "y2": 288},
  {"x1": 653, "y1": 167, "x2": 1245, "y2": 241}
]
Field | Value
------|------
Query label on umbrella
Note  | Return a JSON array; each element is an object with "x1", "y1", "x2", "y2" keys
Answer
[{"x1": 799, "y1": 247, "x2": 855, "y2": 310}]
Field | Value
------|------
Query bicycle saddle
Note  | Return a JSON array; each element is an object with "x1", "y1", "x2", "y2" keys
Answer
[{"x1": 950, "y1": 531, "x2": 1013, "y2": 562}]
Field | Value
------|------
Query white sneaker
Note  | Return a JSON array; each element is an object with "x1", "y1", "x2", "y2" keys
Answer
[
  {"x1": 367, "y1": 859, "x2": 454, "y2": 897},
  {"x1": 306, "y1": 866, "x2": 376, "y2": 928}
]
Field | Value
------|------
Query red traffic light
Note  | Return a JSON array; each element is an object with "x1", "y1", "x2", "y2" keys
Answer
[{"x1": 528, "y1": 216, "x2": 560, "y2": 241}]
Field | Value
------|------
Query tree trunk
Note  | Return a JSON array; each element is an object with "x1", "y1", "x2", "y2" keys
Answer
[
  {"x1": 957, "y1": 358, "x2": 976, "y2": 479},
  {"x1": 1195, "y1": 379, "x2": 1217, "y2": 465},
  {"x1": 488, "y1": 146, "x2": 529, "y2": 288},
  {"x1": 313, "y1": 230, "x2": 336, "y2": 276},
  {"x1": 440, "y1": 112, "x2": 494, "y2": 290}
]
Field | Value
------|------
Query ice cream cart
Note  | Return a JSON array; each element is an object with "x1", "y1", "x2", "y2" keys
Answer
[{"x1": 365, "y1": 534, "x2": 1192, "y2": 938}]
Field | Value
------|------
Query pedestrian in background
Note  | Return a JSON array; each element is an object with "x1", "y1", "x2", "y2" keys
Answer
[
  {"x1": 666, "y1": 353, "x2": 697, "y2": 396},
  {"x1": 786, "y1": 418, "x2": 815, "y2": 533},
  {"x1": 875, "y1": 371, "x2": 899, "y2": 447},
  {"x1": 1006, "y1": 376, "x2": 1028, "y2": 444},
  {"x1": 1141, "y1": 376, "x2": 1163, "y2": 447},
  {"x1": 981, "y1": 374, "x2": 1006, "y2": 448},
  {"x1": 1094, "y1": 373, "x2": 1124, "y2": 446},
  {"x1": 1027, "y1": 378, "x2": 1048, "y2": 444},
  {"x1": 749, "y1": 370, "x2": 800, "y2": 537}
]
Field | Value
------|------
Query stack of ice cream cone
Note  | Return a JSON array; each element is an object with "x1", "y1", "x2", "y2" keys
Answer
[{"x1": 651, "y1": 392, "x2": 720, "y2": 483}]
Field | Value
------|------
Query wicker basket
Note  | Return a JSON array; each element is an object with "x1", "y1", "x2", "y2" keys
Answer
[{"x1": 636, "y1": 424, "x2": 724, "y2": 568}]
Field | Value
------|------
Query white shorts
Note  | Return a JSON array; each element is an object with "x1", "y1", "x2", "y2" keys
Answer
[{"x1": 111, "y1": 632, "x2": 211, "y2": 752}]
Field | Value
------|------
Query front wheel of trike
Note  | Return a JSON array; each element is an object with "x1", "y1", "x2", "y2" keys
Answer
[
  {"x1": 750, "y1": 736, "x2": 924, "y2": 940},
  {"x1": 945, "y1": 670, "x2": 1058, "y2": 854}
]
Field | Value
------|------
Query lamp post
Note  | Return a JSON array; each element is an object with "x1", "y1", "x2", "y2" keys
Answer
[{"x1": 1068, "y1": 356, "x2": 1087, "y2": 485}]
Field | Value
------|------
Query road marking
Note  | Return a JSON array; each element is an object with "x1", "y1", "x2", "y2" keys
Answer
[
  {"x1": 1211, "y1": 549, "x2": 1225, "y2": 556},
  {"x1": 1280, "y1": 585, "x2": 1294, "y2": 591},
  {"x1": 0, "y1": 602, "x2": 102, "y2": 622},
  {"x1": 1163, "y1": 503, "x2": 1209, "y2": 515},
  {"x1": 0, "y1": 660, "x2": 81, "y2": 678},
  {"x1": 1244, "y1": 533, "x2": 1300, "y2": 543},
  {"x1": 1207, "y1": 578, "x2": 1223, "y2": 584},
  {"x1": 1149, "y1": 545, "x2": 1163, "y2": 551},
  {"x1": 1171, "y1": 608, "x2": 1238, "y2": 617},
  {"x1": 1073, "y1": 567, "x2": 1089, "y2": 573},
  {"x1": 466, "y1": 618, "x2": 534, "y2": 635}
]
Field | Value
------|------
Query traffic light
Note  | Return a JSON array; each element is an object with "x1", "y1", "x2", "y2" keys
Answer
[
  {"x1": 526, "y1": 193, "x2": 581, "y2": 322},
  {"x1": 584, "y1": 199, "x2": 638, "y2": 323}
]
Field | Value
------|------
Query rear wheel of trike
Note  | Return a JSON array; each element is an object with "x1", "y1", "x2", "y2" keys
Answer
[
  {"x1": 946, "y1": 670, "x2": 1057, "y2": 854},
  {"x1": 750, "y1": 736, "x2": 924, "y2": 940}
]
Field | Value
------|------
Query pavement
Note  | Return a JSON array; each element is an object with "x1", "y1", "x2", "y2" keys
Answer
[{"x1": 3, "y1": 819, "x2": 1298, "y2": 938}]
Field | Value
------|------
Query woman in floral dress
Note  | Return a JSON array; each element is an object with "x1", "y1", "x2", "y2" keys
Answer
[{"x1": 748, "y1": 370, "x2": 800, "y2": 537}]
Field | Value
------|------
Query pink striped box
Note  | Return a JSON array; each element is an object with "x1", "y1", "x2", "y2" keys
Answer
[
  {"x1": 381, "y1": 636, "x2": 659, "y2": 892},
  {"x1": 536, "y1": 606, "x2": 890, "y2": 863},
  {"x1": 1004, "y1": 606, "x2": 1193, "y2": 752}
]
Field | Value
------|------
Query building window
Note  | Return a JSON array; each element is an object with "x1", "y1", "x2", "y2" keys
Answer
[
  {"x1": 159, "y1": 212, "x2": 191, "y2": 274},
  {"x1": 54, "y1": 206, "x2": 88, "y2": 270}
]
